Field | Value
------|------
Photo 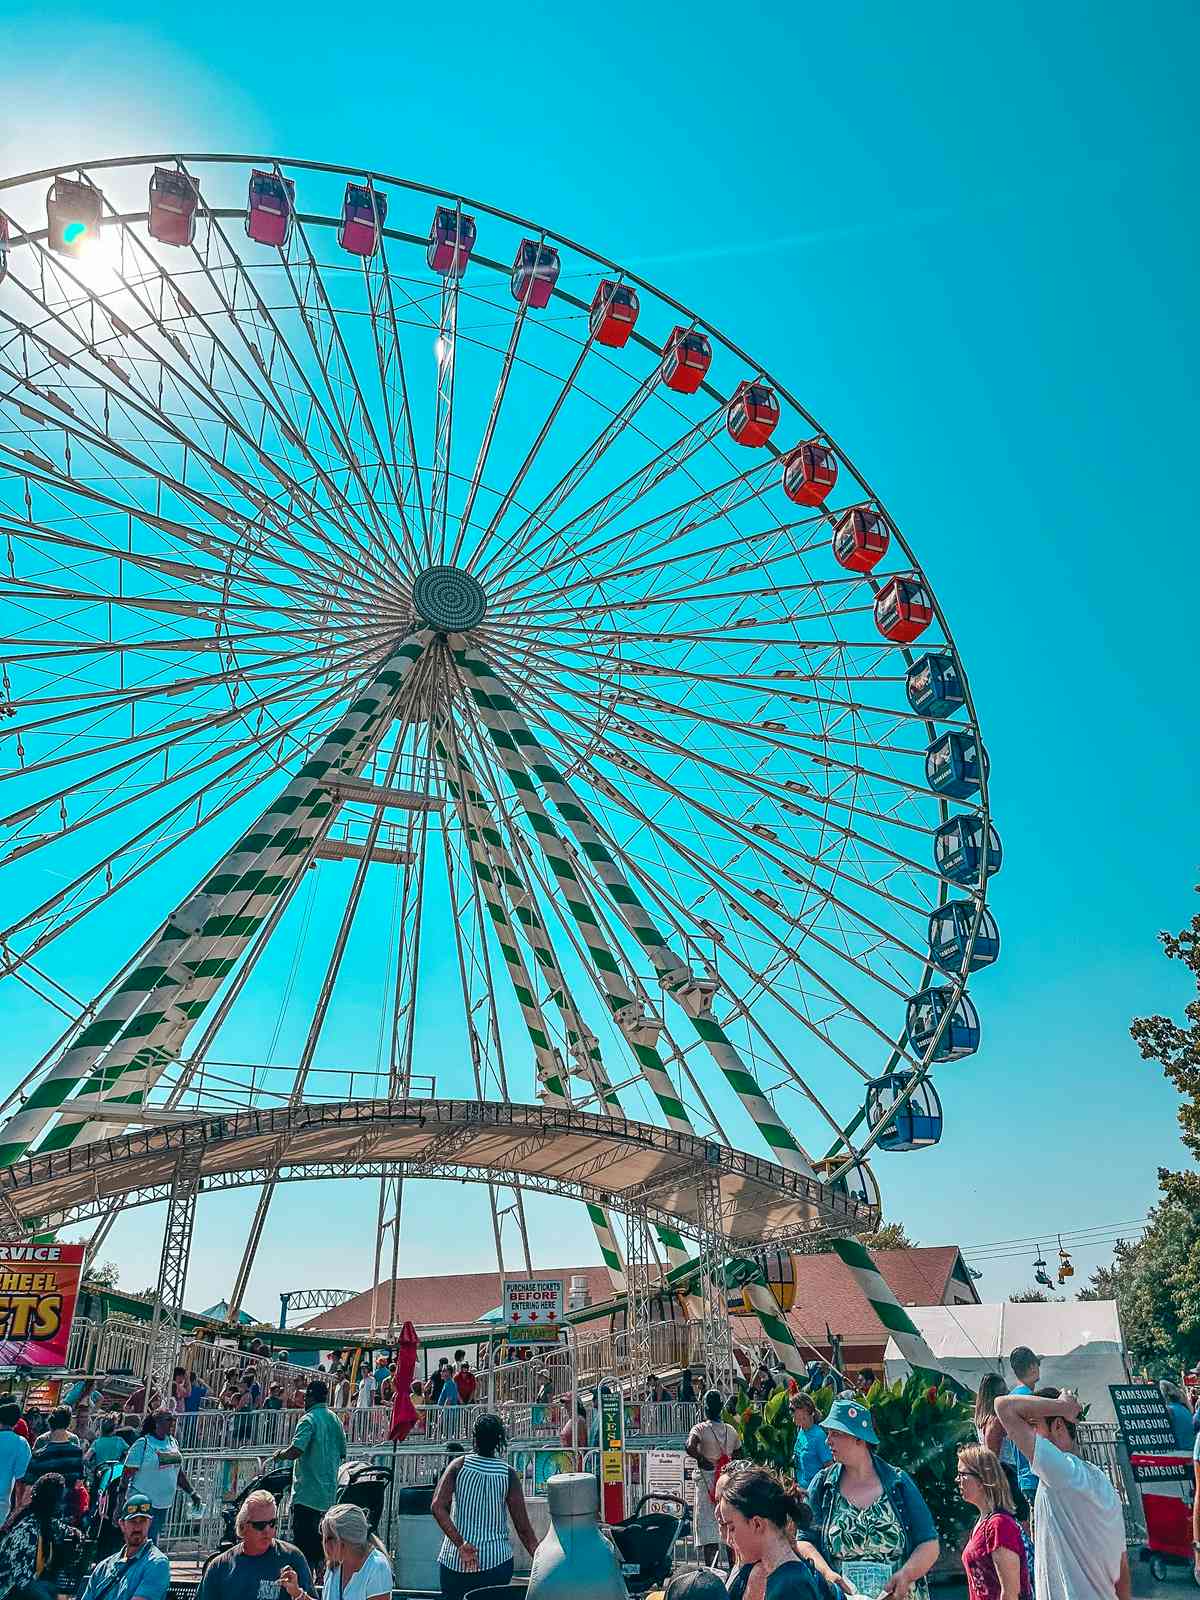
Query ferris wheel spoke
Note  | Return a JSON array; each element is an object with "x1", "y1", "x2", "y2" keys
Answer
[
  {"x1": 436, "y1": 787, "x2": 537, "y2": 1281},
  {"x1": 445, "y1": 719, "x2": 691, "y2": 1263},
  {"x1": 453, "y1": 645, "x2": 817, "y2": 1173},
  {"x1": 2, "y1": 708, "x2": 314, "y2": 981},
  {"x1": 439, "y1": 715, "x2": 622, "y2": 1112},
  {"x1": 0, "y1": 620, "x2": 385, "y2": 777},
  {"x1": 446, "y1": 660, "x2": 696, "y2": 1134},
  {"x1": 539, "y1": 722, "x2": 926, "y2": 1082},
  {"x1": 224, "y1": 696, "x2": 439, "y2": 1299},
  {"x1": 0, "y1": 641, "x2": 345, "y2": 749},
  {"x1": 497, "y1": 503, "x2": 827, "y2": 626},
  {"x1": 450, "y1": 303, "x2": 530, "y2": 569},
  {"x1": 483, "y1": 399, "x2": 729, "y2": 598},
  {"x1": 0, "y1": 247, "x2": 400, "y2": 601},
  {"x1": 534, "y1": 704, "x2": 931, "y2": 994},
  {"x1": 470, "y1": 293, "x2": 661, "y2": 587},
  {"x1": 495, "y1": 458, "x2": 784, "y2": 621},
  {"x1": 365, "y1": 224, "x2": 431, "y2": 560},
  {"x1": 182, "y1": 190, "x2": 413, "y2": 581},
  {"x1": 277, "y1": 204, "x2": 413, "y2": 569},
  {"x1": 0, "y1": 642, "x2": 387, "y2": 969},
  {"x1": 479, "y1": 637, "x2": 946, "y2": 897},
  {"x1": 0, "y1": 630, "x2": 434, "y2": 1168},
  {"x1": 0, "y1": 344, "x2": 401, "y2": 621},
  {"x1": 429, "y1": 269, "x2": 462, "y2": 565}
]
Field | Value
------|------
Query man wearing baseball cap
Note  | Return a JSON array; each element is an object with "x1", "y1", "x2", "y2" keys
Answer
[{"x1": 77, "y1": 1495, "x2": 171, "y2": 1600}]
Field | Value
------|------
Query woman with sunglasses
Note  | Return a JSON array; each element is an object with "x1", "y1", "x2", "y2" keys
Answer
[
  {"x1": 954, "y1": 1446, "x2": 1030, "y2": 1600},
  {"x1": 199, "y1": 1491, "x2": 314, "y2": 1600}
]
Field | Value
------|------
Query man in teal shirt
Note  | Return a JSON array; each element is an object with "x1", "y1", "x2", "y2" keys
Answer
[{"x1": 273, "y1": 1379, "x2": 346, "y2": 1577}]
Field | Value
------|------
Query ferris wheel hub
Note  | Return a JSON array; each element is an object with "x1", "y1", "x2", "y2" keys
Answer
[{"x1": 411, "y1": 566, "x2": 488, "y2": 632}]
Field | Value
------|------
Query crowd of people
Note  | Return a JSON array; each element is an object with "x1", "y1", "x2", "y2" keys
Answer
[
  {"x1": 675, "y1": 1346, "x2": 1128, "y2": 1600},
  {"x1": 0, "y1": 1343, "x2": 1134, "y2": 1600}
]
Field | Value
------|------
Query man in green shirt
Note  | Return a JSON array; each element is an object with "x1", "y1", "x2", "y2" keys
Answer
[{"x1": 273, "y1": 1379, "x2": 346, "y2": 1576}]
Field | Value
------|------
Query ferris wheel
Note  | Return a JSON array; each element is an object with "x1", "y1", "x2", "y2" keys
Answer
[{"x1": 0, "y1": 154, "x2": 1001, "y2": 1310}]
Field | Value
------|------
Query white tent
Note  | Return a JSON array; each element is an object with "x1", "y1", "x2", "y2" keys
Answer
[{"x1": 884, "y1": 1300, "x2": 1128, "y2": 1421}]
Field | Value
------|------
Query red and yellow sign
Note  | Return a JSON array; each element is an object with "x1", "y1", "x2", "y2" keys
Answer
[{"x1": 0, "y1": 1243, "x2": 84, "y2": 1368}]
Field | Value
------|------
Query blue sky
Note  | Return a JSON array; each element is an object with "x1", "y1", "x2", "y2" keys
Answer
[{"x1": 1, "y1": 0, "x2": 1196, "y2": 1319}]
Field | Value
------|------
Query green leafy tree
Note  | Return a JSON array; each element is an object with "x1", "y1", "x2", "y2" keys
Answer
[
  {"x1": 1078, "y1": 1203, "x2": 1200, "y2": 1371},
  {"x1": 859, "y1": 1222, "x2": 918, "y2": 1250},
  {"x1": 1009, "y1": 1289, "x2": 1056, "y2": 1303},
  {"x1": 1079, "y1": 891, "x2": 1200, "y2": 1371},
  {"x1": 725, "y1": 1376, "x2": 975, "y2": 1546},
  {"x1": 83, "y1": 1259, "x2": 120, "y2": 1291},
  {"x1": 1131, "y1": 888, "x2": 1200, "y2": 1210}
]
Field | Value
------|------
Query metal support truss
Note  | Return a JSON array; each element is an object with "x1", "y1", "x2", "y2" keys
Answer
[
  {"x1": 695, "y1": 1150, "x2": 737, "y2": 1397},
  {"x1": 279, "y1": 1286, "x2": 355, "y2": 1326},
  {"x1": 145, "y1": 1145, "x2": 203, "y2": 1400},
  {"x1": 624, "y1": 1203, "x2": 655, "y2": 1395},
  {"x1": 0, "y1": 1188, "x2": 29, "y2": 1246}
]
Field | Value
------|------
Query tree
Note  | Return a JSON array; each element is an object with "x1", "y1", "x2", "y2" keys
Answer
[
  {"x1": 83, "y1": 1259, "x2": 120, "y2": 1291},
  {"x1": 859, "y1": 1221, "x2": 918, "y2": 1250},
  {"x1": 1009, "y1": 1288, "x2": 1055, "y2": 1303},
  {"x1": 1080, "y1": 895, "x2": 1200, "y2": 1372},
  {"x1": 1078, "y1": 1203, "x2": 1200, "y2": 1371},
  {"x1": 1131, "y1": 887, "x2": 1200, "y2": 1211}
]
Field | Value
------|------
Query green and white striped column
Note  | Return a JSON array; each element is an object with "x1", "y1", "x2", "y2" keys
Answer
[
  {"x1": 41, "y1": 713, "x2": 383, "y2": 1154},
  {"x1": 441, "y1": 729, "x2": 689, "y2": 1273},
  {"x1": 450, "y1": 647, "x2": 692, "y2": 1267},
  {"x1": 830, "y1": 1236, "x2": 969, "y2": 1392},
  {"x1": 437, "y1": 732, "x2": 627, "y2": 1291},
  {"x1": 0, "y1": 632, "x2": 434, "y2": 1168},
  {"x1": 456, "y1": 647, "x2": 814, "y2": 1179}
]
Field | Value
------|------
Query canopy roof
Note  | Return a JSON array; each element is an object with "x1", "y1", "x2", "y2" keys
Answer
[{"x1": 1, "y1": 1098, "x2": 873, "y2": 1249}]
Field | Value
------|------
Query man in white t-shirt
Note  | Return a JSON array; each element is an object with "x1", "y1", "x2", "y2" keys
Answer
[
  {"x1": 996, "y1": 1387, "x2": 1129, "y2": 1600},
  {"x1": 355, "y1": 1370, "x2": 376, "y2": 1409}
]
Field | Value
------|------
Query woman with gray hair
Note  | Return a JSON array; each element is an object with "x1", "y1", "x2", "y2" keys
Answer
[{"x1": 281, "y1": 1503, "x2": 391, "y2": 1600}]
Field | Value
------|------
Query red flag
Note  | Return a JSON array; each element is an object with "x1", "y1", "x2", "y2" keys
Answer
[{"x1": 389, "y1": 1319, "x2": 419, "y2": 1442}]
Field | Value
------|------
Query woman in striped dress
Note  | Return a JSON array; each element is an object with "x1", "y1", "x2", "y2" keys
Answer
[{"x1": 432, "y1": 1413, "x2": 539, "y2": 1599}]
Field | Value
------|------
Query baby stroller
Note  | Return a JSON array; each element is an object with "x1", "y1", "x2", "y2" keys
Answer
[
  {"x1": 608, "y1": 1494, "x2": 687, "y2": 1596},
  {"x1": 84, "y1": 1458, "x2": 132, "y2": 1564},
  {"x1": 334, "y1": 1460, "x2": 393, "y2": 1534},
  {"x1": 219, "y1": 1462, "x2": 296, "y2": 1550}
]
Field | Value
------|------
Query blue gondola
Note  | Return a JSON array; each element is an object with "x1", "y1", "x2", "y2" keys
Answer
[
  {"x1": 906, "y1": 985, "x2": 981, "y2": 1062},
  {"x1": 934, "y1": 816, "x2": 1002, "y2": 884},
  {"x1": 926, "y1": 729, "x2": 988, "y2": 798},
  {"x1": 928, "y1": 901, "x2": 1000, "y2": 973},
  {"x1": 906, "y1": 653, "x2": 965, "y2": 718},
  {"x1": 865, "y1": 1071, "x2": 944, "y2": 1151},
  {"x1": 813, "y1": 1156, "x2": 881, "y2": 1212}
]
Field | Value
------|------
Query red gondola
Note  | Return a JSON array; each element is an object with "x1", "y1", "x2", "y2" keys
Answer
[
  {"x1": 245, "y1": 169, "x2": 295, "y2": 249},
  {"x1": 726, "y1": 381, "x2": 780, "y2": 448},
  {"x1": 427, "y1": 206, "x2": 476, "y2": 277},
  {"x1": 874, "y1": 574, "x2": 934, "y2": 643},
  {"x1": 782, "y1": 438, "x2": 838, "y2": 506},
  {"x1": 148, "y1": 168, "x2": 199, "y2": 248},
  {"x1": 511, "y1": 239, "x2": 560, "y2": 308},
  {"x1": 833, "y1": 504, "x2": 890, "y2": 572},
  {"x1": 339, "y1": 183, "x2": 387, "y2": 258},
  {"x1": 0, "y1": 215, "x2": 9, "y2": 283},
  {"x1": 661, "y1": 324, "x2": 711, "y2": 394},
  {"x1": 46, "y1": 177, "x2": 103, "y2": 258},
  {"x1": 589, "y1": 280, "x2": 639, "y2": 348}
]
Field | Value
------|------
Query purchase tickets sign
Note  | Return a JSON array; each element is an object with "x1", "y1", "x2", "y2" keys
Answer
[
  {"x1": 0, "y1": 1243, "x2": 85, "y2": 1368},
  {"x1": 503, "y1": 1278, "x2": 564, "y2": 1343}
]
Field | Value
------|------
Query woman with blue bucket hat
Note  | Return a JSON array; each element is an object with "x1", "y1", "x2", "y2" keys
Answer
[{"x1": 805, "y1": 1399, "x2": 939, "y2": 1600}]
